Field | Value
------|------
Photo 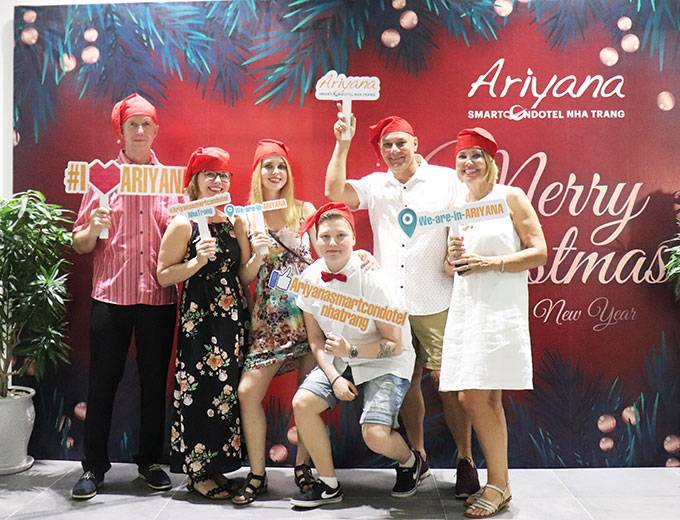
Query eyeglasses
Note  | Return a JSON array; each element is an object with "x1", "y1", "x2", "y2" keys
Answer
[{"x1": 202, "y1": 171, "x2": 232, "y2": 181}]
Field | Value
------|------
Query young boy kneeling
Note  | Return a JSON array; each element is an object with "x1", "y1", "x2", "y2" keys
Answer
[{"x1": 290, "y1": 203, "x2": 423, "y2": 508}]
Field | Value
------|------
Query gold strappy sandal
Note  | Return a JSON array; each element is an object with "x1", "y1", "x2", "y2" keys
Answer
[{"x1": 464, "y1": 484, "x2": 512, "y2": 518}]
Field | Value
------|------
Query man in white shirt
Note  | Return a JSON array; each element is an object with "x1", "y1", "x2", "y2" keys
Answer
[
  {"x1": 290, "y1": 203, "x2": 421, "y2": 508},
  {"x1": 324, "y1": 107, "x2": 479, "y2": 498}
]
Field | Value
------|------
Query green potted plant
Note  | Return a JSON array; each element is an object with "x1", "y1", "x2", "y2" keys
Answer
[
  {"x1": 663, "y1": 217, "x2": 680, "y2": 301},
  {"x1": 0, "y1": 190, "x2": 72, "y2": 474}
]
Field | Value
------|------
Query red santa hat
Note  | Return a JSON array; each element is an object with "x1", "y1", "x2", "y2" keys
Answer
[
  {"x1": 299, "y1": 202, "x2": 355, "y2": 236},
  {"x1": 183, "y1": 146, "x2": 231, "y2": 188},
  {"x1": 454, "y1": 127, "x2": 498, "y2": 158},
  {"x1": 110, "y1": 93, "x2": 158, "y2": 141},
  {"x1": 368, "y1": 116, "x2": 415, "y2": 164},
  {"x1": 252, "y1": 139, "x2": 291, "y2": 171}
]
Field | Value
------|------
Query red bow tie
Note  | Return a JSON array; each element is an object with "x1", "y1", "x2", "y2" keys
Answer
[{"x1": 321, "y1": 271, "x2": 347, "y2": 283}]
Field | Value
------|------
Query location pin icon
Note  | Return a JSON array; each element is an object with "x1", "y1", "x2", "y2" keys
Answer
[
  {"x1": 398, "y1": 208, "x2": 417, "y2": 237},
  {"x1": 224, "y1": 204, "x2": 235, "y2": 218}
]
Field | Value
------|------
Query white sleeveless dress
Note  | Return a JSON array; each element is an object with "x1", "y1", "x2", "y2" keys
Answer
[{"x1": 439, "y1": 184, "x2": 533, "y2": 391}]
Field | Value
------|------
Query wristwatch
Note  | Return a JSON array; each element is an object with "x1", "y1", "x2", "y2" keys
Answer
[{"x1": 349, "y1": 345, "x2": 359, "y2": 358}]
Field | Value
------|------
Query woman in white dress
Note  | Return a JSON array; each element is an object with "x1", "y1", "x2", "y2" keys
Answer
[{"x1": 440, "y1": 128, "x2": 547, "y2": 518}]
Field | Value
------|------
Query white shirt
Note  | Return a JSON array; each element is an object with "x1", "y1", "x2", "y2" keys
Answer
[
  {"x1": 348, "y1": 158, "x2": 465, "y2": 315},
  {"x1": 296, "y1": 253, "x2": 415, "y2": 385}
]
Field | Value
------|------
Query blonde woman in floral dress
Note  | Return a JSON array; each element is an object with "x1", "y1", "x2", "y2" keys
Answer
[
  {"x1": 232, "y1": 140, "x2": 319, "y2": 505},
  {"x1": 157, "y1": 147, "x2": 250, "y2": 499}
]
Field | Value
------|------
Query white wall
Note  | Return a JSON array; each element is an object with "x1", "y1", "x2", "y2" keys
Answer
[{"x1": 1, "y1": 0, "x2": 205, "y2": 198}]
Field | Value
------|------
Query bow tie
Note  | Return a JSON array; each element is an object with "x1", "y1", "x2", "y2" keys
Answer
[{"x1": 321, "y1": 271, "x2": 347, "y2": 283}]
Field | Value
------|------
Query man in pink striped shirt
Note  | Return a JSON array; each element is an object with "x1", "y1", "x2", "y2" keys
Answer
[{"x1": 71, "y1": 94, "x2": 183, "y2": 500}]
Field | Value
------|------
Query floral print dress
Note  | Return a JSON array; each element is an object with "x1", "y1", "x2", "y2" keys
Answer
[
  {"x1": 243, "y1": 223, "x2": 311, "y2": 375},
  {"x1": 170, "y1": 220, "x2": 249, "y2": 478}
]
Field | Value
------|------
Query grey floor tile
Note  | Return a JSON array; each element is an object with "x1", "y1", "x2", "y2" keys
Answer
[
  {"x1": 3, "y1": 462, "x2": 680, "y2": 519},
  {"x1": 443, "y1": 496, "x2": 593, "y2": 520},
  {"x1": 502, "y1": 469, "x2": 573, "y2": 499},
  {"x1": 4, "y1": 462, "x2": 182, "y2": 520},
  {"x1": 0, "y1": 460, "x2": 78, "y2": 518},
  {"x1": 334, "y1": 468, "x2": 439, "y2": 500},
  {"x1": 578, "y1": 496, "x2": 680, "y2": 520},
  {"x1": 157, "y1": 468, "x2": 302, "y2": 519},
  {"x1": 158, "y1": 496, "x2": 303, "y2": 520},
  {"x1": 552, "y1": 467, "x2": 680, "y2": 498},
  {"x1": 292, "y1": 498, "x2": 446, "y2": 520}
]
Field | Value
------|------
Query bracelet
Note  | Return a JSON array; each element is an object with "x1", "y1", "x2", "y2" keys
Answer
[
  {"x1": 500, "y1": 257, "x2": 505, "y2": 273},
  {"x1": 330, "y1": 375, "x2": 343, "y2": 388}
]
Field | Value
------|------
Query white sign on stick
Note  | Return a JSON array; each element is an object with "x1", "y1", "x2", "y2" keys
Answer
[
  {"x1": 64, "y1": 159, "x2": 187, "y2": 239},
  {"x1": 65, "y1": 161, "x2": 186, "y2": 196},
  {"x1": 315, "y1": 70, "x2": 381, "y2": 140},
  {"x1": 168, "y1": 193, "x2": 232, "y2": 241}
]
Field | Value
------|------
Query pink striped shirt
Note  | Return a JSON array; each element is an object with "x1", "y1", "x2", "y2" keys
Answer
[{"x1": 73, "y1": 149, "x2": 185, "y2": 306}]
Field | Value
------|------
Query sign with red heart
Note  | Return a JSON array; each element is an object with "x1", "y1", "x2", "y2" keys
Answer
[{"x1": 88, "y1": 159, "x2": 121, "y2": 195}]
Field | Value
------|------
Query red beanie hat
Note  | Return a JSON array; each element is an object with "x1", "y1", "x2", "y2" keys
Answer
[
  {"x1": 252, "y1": 139, "x2": 291, "y2": 171},
  {"x1": 183, "y1": 146, "x2": 231, "y2": 188},
  {"x1": 299, "y1": 202, "x2": 355, "y2": 236},
  {"x1": 111, "y1": 93, "x2": 158, "y2": 141},
  {"x1": 368, "y1": 116, "x2": 415, "y2": 164},
  {"x1": 455, "y1": 128, "x2": 498, "y2": 158}
]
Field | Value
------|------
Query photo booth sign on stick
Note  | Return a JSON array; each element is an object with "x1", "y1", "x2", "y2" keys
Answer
[
  {"x1": 315, "y1": 70, "x2": 381, "y2": 140},
  {"x1": 65, "y1": 160, "x2": 121, "y2": 239},
  {"x1": 268, "y1": 269, "x2": 409, "y2": 363},
  {"x1": 399, "y1": 198, "x2": 510, "y2": 276},
  {"x1": 65, "y1": 160, "x2": 185, "y2": 196},
  {"x1": 252, "y1": 210, "x2": 269, "y2": 256},
  {"x1": 168, "y1": 193, "x2": 232, "y2": 240},
  {"x1": 398, "y1": 198, "x2": 510, "y2": 238},
  {"x1": 64, "y1": 159, "x2": 186, "y2": 239},
  {"x1": 241, "y1": 199, "x2": 289, "y2": 256},
  {"x1": 168, "y1": 197, "x2": 288, "y2": 243}
]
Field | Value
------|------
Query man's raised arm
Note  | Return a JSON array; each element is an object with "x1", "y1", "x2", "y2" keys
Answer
[{"x1": 325, "y1": 102, "x2": 361, "y2": 210}]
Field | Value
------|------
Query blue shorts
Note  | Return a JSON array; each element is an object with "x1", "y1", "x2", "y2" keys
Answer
[{"x1": 299, "y1": 367, "x2": 410, "y2": 429}]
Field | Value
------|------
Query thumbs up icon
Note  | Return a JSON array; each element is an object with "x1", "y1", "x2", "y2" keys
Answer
[{"x1": 268, "y1": 266, "x2": 294, "y2": 291}]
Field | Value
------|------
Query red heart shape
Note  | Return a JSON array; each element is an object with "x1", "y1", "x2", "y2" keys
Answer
[{"x1": 88, "y1": 160, "x2": 120, "y2": 195}]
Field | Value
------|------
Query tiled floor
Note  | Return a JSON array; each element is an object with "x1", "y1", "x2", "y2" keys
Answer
[{"x1": 1, "y1": 461, "x2": 679, "y2": 519}]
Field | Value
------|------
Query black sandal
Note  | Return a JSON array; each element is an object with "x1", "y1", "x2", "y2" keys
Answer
[
  {"x1": 231, "y1": 472, "x2": 268, "y2": 505},
  {"x1": 186, "y1": 474, "x2": 232, "y2": 500},
  {"x1": 294, "y1": 463, "x2": 315, "y2": 493},
  {"x1": 213, "y1": 474, "x2": 239, "y2": 494}
]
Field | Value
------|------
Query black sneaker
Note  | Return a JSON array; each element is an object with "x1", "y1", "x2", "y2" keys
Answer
[
  {"x1": 290, "y1": 480, "x2": 343, "y2": 508},
  {"x1": 71, "y1": 471, "x2": 104, "y2": 500},
  {"x1": 454, "y1": 457, "x2": 481, "y2": 498},
  {"x1": 419, "y1": 457, "x2": 431, "y2": 481},
  {"x1": 138, "y1": 463, "x2": 172, "y2": 491},
  {"x1": 391, "y1": 450, "x2": 423, "y2": 498}
]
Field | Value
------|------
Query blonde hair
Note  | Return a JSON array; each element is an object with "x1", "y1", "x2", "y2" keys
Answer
[
  {"x1": 187, "y1": 174, "x2": 200, "y2": 201},
  {"x1": 249, "y1": 155, "x2": 302, "y2": 229},
  {"x1": 457, "y1": 148, "x2": 498, "y2": 185}
]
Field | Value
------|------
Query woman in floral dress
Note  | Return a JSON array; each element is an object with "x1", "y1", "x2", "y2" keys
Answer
[
  {"x1": 232, "y1": 139, "x2": 319, "y2": 505},
  {"x1": 157, "y1": 147, "x2": 250, "y2": 499}
]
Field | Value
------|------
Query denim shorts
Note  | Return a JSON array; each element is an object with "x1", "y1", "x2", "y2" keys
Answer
[{"x1": 299, "y1": 367, "x2": 410, "y2": 429}]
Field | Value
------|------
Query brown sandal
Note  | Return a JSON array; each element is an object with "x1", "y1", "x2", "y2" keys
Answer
[{"x1": 294, "y1": 463, "x2": 315, "y2": 493}]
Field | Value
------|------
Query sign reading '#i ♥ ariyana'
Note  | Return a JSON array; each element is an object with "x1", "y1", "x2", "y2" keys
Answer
[
  {"x1": 315, "y1": 70, "x2": 381, "y2": 140},
  {"x1": 64, "y1": 160, "x2": 185, "y2": 195}
]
